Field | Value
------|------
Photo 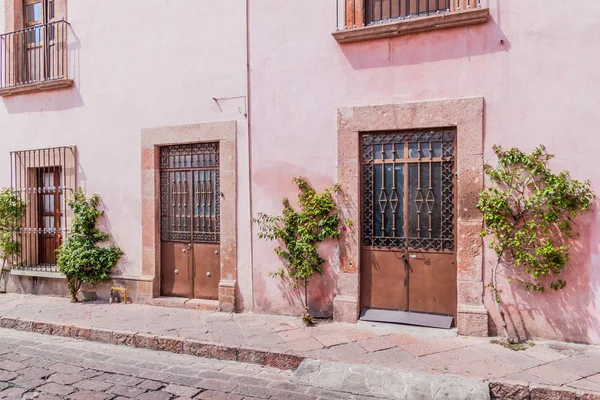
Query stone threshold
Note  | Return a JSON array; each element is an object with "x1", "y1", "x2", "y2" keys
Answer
[
  {"x1": 0, "y1": 315, "x2": 597, "y2": 399},
  {"x1": 150, "y1": 296, "x2": 219, "y2": 311}
]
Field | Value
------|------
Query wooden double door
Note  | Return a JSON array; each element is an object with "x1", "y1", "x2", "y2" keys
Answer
[
  {"x1": 360, "y1": 130, "x2": 457, "y2": 320},
  {"x1": 160, "y1": 143, "x2": 220, "y2": 299}
]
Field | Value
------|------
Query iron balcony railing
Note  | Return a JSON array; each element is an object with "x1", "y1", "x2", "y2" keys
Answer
[
  {"x1": 337, "y1": 0, "x2": 482, "y2": 30},
  {"x1": 0, "y1": 20, "x2": 69, "y2": 90}
]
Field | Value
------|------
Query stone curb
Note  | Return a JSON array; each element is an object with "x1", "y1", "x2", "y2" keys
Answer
[
  {"x1": 2, "y1": 316, "x2": 599, "y2": 399},
  {"x1": 0, "y1": 316, "x2": 303, "y2": 370},
  {"x1": 489, "y1": 380, "x2": 600, "y2": 400}
]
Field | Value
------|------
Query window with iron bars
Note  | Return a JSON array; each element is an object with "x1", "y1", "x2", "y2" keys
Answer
[
  {"x1": 9, "y1": 146, "x2": 76, "y2": 272},
  {"x1": 337, "y1": 0, "x2": 482, "y2": 30}
]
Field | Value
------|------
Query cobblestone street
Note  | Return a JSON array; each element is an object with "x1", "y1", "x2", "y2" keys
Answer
[{"x1": 0, "y1": 328, "x2": 376, "y2": 400}]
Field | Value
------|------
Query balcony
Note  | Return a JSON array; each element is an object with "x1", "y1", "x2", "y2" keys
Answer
[
  {"x1": 0, "y1": 20, "x2": 73, "y2": 97},
  {"x1": 333, "y1": 0, "x2": 489, "y2": 43}
]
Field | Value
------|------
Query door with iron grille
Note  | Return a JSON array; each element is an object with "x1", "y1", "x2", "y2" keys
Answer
[
  {"x1": 360, "y1": 130, "x2": 456, "y2": 323},
  {"x1": 160, "y1": 143, "x2": 220, "y2": 299}
]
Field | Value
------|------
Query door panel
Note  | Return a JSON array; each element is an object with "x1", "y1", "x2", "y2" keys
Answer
[
  {"x1": 407, "y1": 252, "x2": 456, "y2": 317},
  {"x1": 361, "y1": 249, "x2": 407, "y2": 310},
  {"x1": 161, "y1": 242, "x2": 192, "y2": 297},
  {"x1": 193, "y1": 243, "x2": 220, "y2": 300}
]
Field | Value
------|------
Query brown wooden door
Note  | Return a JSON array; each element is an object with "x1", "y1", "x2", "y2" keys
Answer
[
  {"x1": 360, "y1": 130, "x2": 457, "y2": 319},
  {"x1": 160, "y1": 144, "x2": 220, "y2": 299}
]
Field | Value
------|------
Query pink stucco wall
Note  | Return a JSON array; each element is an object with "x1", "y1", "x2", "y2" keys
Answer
[
  {"x1": 1, "y1": 0, "x2": 599, "y2": 344},
  {"x1": 0, "y1": 0, "x2": 254, "y2": 309},
  {"x1": 248, "y1": 1, "x2": 600, "y2": 343}
]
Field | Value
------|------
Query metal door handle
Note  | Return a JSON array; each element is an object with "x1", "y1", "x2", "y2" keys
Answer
[
  {"x1": 174, "y1": 269, "x2": 179, "y2": 274},
  {"x1": 182, "y1": 249, "x2": 186, "y2": 253},
  {"x1": 207, "y1": 272, "x2": 211, "y2": 277},
  {"x1": 214, "y1": 250, "x2": 219, "y2": 255}
]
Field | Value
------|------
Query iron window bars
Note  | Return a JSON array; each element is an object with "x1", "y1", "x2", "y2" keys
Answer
[
  {"x1": 337, "y1": 0, "x2": 482, "y2": 30},
  {"x1": 9, "y1": 146, "x2": 76, "y2": 272}
]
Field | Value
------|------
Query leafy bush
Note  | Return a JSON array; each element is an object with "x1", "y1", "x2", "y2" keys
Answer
[
  {"x1": 0, "y1": 188, "x2": 26, "y2": 281},
  {"x1": 477, "y1": 145, "x2": 594, "y2": 342},
  {"x1": 253, "y1": 176, "x2": 350, "y2": 325},
  {"x1": 57, "y1": 189, "x2": 123, "y2": 302}
]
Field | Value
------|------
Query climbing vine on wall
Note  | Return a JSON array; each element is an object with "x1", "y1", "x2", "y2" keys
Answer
[
  {"x1": 477, "y1": 145, "x2": 594, "y2": 342},
  {"x1": 253, "y1": 177, "x2": 351, "y2": 325}
]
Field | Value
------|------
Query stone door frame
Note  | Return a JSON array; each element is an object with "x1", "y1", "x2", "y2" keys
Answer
[
  {"x1": 333, "y1": 98, "x2": 488, "y2": 336},
  {"x1": 139, "y1": 121, "x2": 237, "y2": 312}
]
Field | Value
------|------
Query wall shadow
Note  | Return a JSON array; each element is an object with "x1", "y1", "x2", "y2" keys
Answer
[
  {"x1": 2, "y1": 85, "x2": 84, "y2": 114},
  {"x1": 338, "y1": 15, "x2": 510, "y2": 70}
]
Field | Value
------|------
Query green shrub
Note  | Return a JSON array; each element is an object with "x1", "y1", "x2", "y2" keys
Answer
[
  {"x1": 0, "y1": 188, "x2": 26, "y2": 281},
  {"x1": 57, "y1": 189, "x2": 123, "y2": 302}
]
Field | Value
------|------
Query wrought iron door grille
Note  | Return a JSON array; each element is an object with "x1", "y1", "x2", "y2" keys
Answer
[
  {"x1": 160, "y1": 143, "x2": 220, "y2": 243},
  {"x1": 9, "y1": 146, "x2": 75, "y2": 271},
  {"x1": 361, "y1": 130, "x2": 455, "y2": 250}
]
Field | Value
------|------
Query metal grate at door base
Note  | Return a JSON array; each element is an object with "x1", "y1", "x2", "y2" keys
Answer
[{"x1": 360, "y1": 308, "x2": 454, "y2": 329}]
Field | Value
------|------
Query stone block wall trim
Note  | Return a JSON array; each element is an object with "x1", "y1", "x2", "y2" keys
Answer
[
  {"x1": 0, "y1": 316, "x2": 303, "y2": 370},
  {"x1": 4, "y1": 274, "x2": 153, "y2": 305},
  {"x1": 140, "y1": 121, "x2": 238, "y2": 312},
  {"x1": 335, "y1": 98, "x2": 489, "y2": 336}
]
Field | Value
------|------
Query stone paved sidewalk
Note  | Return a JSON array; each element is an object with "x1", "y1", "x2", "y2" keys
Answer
[
  {"x1": 0, "y1": 328, "x2": 378, "y2": 400},
  {"x1": 0, "y1": 294, "x2": 599, "y2": 396}
]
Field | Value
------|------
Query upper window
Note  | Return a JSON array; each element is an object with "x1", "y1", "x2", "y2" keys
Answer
[
  {"x1": 0, "y1": 0, "x2": 71, "y2": 96},
  {"x1": 24, "y1": 0, "x2": 55, "y2": 42},
  {"x1": 334, "y1": 0, "x2": 489, "y2": 43}
]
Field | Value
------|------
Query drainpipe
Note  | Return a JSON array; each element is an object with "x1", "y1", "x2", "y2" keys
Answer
[{"x1": 245, "y1": 0, "x2": 255, "y2": 311}]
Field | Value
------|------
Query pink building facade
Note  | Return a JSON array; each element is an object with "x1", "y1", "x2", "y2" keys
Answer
[{"x1": 1, "y1": 0, "x2": 599, "y2": 344}]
